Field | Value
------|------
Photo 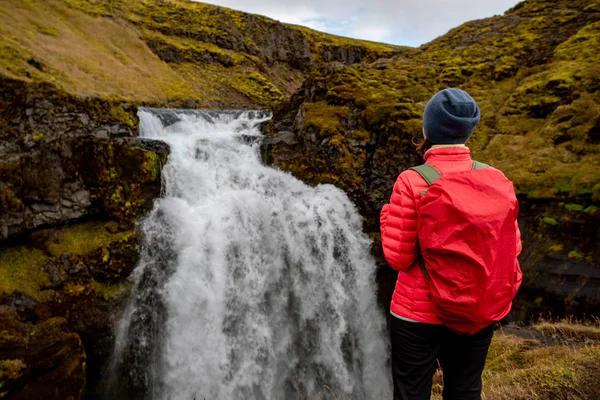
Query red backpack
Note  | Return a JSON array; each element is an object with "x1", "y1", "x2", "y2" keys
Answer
[{"x1": 411, "y1": 161, "x2": 522, "y2": 334}]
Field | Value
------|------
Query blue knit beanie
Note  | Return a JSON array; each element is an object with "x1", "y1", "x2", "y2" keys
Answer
[{"x1": 423, "y1": 88, "x2": 481, "y2": 144}]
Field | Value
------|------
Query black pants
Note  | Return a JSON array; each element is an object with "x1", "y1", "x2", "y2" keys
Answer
[{"x1": 390, "y1": 316, "x2": 495, "y2": 400}]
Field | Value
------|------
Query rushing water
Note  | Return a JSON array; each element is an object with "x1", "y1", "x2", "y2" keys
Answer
[{"x1": 106, "y1": 109, "x2": 391, "y2": 399}]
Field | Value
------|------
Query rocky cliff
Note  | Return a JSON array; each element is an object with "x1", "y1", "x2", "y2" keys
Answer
[
  {"x1": 1, "y1": 0, "x2": 599, "y2": 398},
  {"x1": 0, "y1": 79, "x2": 169, "y2": 399}
]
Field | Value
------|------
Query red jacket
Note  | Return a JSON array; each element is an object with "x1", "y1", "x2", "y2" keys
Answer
[{"x1": 380, "y1": 147, "x2": 522, "y2": 324}]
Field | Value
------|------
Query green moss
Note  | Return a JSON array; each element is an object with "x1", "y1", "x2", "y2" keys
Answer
[
  {"x1": 229, "y1": 70, "x2": 284, "y2": 107},
  {"x1": 3, "y1": 0, "x2": 599, "y2": 202},
  {"x1": 43, "y1": 222, "x2": 134, "y2": 258},
  {"x1": 564, "y1": 203, "x2": 585, "y2": 212},
  {"x1": 32, "y1": 132, "x2": 44, "y2": 142},
  {"x1": 583, "y1": 206, "x2": 599, "y2": 215},
  {"x1": 0, "y1": 246, "x2": 53, "y2": 302},
  {"x1": 109, "y1": 104, "x2": 135, "y2": 128},
  {"x1": 303, "y1": 101, "x2": 350, "y2": 137},
  {"x1": 548, "y1": 244, "x2": 564, "y2": 253},
  {"x1": 554, "y1": 180, "x2": 573, "y2": 195},
  {"x1": 90, "y1": 280, "x2": 129, "y2": 301},
  {"x1": 542, "y1": 217, "x2": 559, "y2": 226},
  {"x1": 142, "y1": 149, "x2": 166, "y2": 180},
  {"x1": 568, "y1": 251, "x2": 585, "y2": 261}
]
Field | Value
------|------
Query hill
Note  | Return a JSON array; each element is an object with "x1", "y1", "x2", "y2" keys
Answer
[{"x1": 0, "y1": 0, "x2": 400, "y2": 108}]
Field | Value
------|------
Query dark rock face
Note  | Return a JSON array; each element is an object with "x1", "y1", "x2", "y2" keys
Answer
[
  {"x1": 1, "y1": 136, "x2": 167, "y2": 239},
  {"x1": 0, "y1": 78, "x2": 136, "y2": 156},
  {"x1": 512, "y1": 201, "x2": 600, "y2": 320},
  {"x1": 0, "y1": 307, "x2": 86, "y2": 400},
  {"x1": 249, "y1": 21, "x2": 314, "y2": 70},
  {"x1": 321, "y1": 45, "x2": 368, "y2": 64},
  {"x1": 151, "y1": 13, "x2": 314, "y2": 71}
]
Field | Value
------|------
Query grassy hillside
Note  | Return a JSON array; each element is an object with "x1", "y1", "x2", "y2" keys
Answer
[
  {"x1": 274, "y1": 0, "x2": 600, "y2": 201},
  {"x1": 0, "y1": 0, "x2": 400, "y2": 108}
]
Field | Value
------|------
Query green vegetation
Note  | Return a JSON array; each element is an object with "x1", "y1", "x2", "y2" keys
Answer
[
  {"x1": 91, "y1": 280, "x2": 129, "y2": 301},
  {"x1": 109, "y1": 104, "x2": 136, "y2": 128},
  {"x1": 568, "y1": 251, "x2": 585, "y2": 261},
  {"x1": 542, "y1": 217, "x2": 559, "y2": 226},
  {"x1": 431, "y1": 322, "x2": 600, "y2": 400},
  {"x1": 41, "y1": 222, "x2": 133, "y2": 258},
  {"x1": 584, "y1": 206, "x2": 599, "y2": 214},
  {"x1": 0, "y1": 246, "x2": 52, "y2": 301},
  {"x1": 1, "y1": 220, "x2": 137, "y2": 306},
  {"x1": 564, "y1": 203, "x2": 585, "y2": 212},
  {"x1": 0, "y1": 0, "x2": 597, "y2": 198},
  {"x1": 548, "y1": 244, "x2": 564, "y2": 253}
]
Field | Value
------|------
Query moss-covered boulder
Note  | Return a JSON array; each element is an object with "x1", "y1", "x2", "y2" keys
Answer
[{"x1": 0, "y1": 307, "x2": 86, "y2": 400}]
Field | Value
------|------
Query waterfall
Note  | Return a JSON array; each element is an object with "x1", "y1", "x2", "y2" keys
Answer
[{"x1": 107, "y1": 108, "x2": 391, "y2": 399}]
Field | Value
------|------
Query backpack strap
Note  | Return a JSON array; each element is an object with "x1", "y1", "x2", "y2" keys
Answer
[
  {"x1": 472, "y1": 161, "x2": 489, "y2": 170},
  {"x1": 409, "y1": 165, "x2": 441, "y2": 280},
  {"x1": 409, "y1": 164, "x2": 442, "y2": 186}
]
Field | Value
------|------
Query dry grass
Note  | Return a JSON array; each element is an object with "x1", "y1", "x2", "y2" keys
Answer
[
  {"x1": 533, "y1": 318, "x2": 600, "y2": 343},
  {"x1": 0, "y1": 0, "x2": 306, "y2": 107},
  {"x1": 431, "y1": 321, "x2": 600, "y2": 400},
  {"x1": 0, "y1": 0, "x2": 199, "y2": 102}
]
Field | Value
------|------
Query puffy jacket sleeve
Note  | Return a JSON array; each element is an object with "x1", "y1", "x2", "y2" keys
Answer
[{"x1": 380, "y1": 172, "x2": 419, "y2": 271}]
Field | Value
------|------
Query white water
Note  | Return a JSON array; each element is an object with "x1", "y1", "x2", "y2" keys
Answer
[{"x1": 109, "y1": 109, "x2": 391, "y2": 399}]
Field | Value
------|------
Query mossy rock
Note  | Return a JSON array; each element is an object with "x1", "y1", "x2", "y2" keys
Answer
[
  {"x1": 0, "y1": 247, "x2": 52, "y2": 302},
  {"x1": 0, "y1": 310, "x2": 86, "y2": 400},
  {"x1": 1, "y1": 220, "x2": 138, "y2": 309}
]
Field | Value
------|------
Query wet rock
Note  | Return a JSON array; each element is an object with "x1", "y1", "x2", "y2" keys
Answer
[
  {"x1": 0, "y1": 307, "x2": 86, "y2": 400},
  {"x1": 5, "y1": 292, "x2": 38, "y2": 319},
  {"x1": 43, "y1": 261, "x2": 66, "y2": 289}
]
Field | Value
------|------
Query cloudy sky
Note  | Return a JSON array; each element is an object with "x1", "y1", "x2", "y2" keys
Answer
[{"x1": 200, "y1": 0, "x2": 521, "y2": 47}]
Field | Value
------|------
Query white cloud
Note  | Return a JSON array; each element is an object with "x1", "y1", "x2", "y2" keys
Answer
[
  {"x1": 199, "y1": 0, "x2": 521, "y2": 46},
  {"x1": 351, "y1": 25, "x2": 392, "y2": 42}
]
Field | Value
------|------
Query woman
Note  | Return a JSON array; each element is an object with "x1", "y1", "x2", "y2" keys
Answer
[{"x1": 380, "y1": 88, "x2": 522, "y2": 400}]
